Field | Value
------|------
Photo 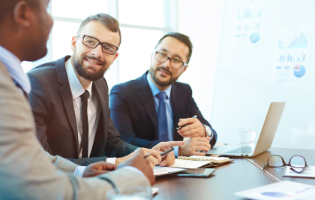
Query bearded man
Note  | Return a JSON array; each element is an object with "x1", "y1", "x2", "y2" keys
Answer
[
  {"x1": 109, "y1": 32, "x2": 218, "y2": 157},
  {"x1": 28, "y1": 13, "x2": 183, "y2": 167}
]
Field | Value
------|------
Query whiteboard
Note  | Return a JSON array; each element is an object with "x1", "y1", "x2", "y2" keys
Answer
[{"x1": 211, "y1": 0, "x2": 315, "y2": 150}]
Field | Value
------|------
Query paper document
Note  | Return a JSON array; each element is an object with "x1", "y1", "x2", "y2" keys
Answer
[
  {"x1": 283, "y1": 166, "x2": 315, "y2": 178},
  {"x1": 152, "y1": 188, "x2": 159, "y2": 195},
  {"x1": 234, "y1": 181, "x2": 315, "y2": 200},
  {"x1": 153, "y1": 166, "x2": 185, "y2": 176},
  {"x1": 169, "y1": 156, "x2": 230, "y2": 169},
  {"x1": 170, "y1": 159, "x2": 212, "y2": 169}
]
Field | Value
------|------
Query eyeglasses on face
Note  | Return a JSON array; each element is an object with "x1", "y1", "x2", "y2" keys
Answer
[
  {"x1": 77, "y1": 34, "x2": 119, "y2": 55},
  {"x1": 263, "y1": 155, "x2": 308, "y2": 173},
  {"x1": 154, "y1": 51, "x2": 188, "y2": 69}
]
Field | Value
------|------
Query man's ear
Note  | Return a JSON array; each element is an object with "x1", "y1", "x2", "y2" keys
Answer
[
  {"x1": 181, "y1": 65, "x2": 189, "y2": 74},
  {"x1": 13, "y1": 1, "x2": 32, "y2": 28},
  {"x1": 71, "y1": 36, "x2": 77, "y2": 51},
  {"x1": 111, "y1": 52, "x2": 119, "y2": 64}
]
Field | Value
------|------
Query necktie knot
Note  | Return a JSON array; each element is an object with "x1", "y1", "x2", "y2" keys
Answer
[
  {"x1": 80, "y1": 90, "x2": 90, "y2": 102},
  {"x1": 157, "y1": 91, "x2": 167, "y2": 102}
]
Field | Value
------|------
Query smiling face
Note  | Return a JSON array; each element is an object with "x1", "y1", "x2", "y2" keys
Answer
[
  {"x1": 71, "y1": 21, "x2": 119, "y2": 81},
  {"x1": 149, "y1": 36, "x2": 189, "y2": 89}
]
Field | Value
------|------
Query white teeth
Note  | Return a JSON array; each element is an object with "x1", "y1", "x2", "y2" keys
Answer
[{"x1": 87, "y1": 59, "x2": 98, "y2": 65}]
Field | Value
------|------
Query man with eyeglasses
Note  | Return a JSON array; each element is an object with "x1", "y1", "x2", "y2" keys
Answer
[
  {"x1": 27, "y1": 13, "x2": 183, "y2": 167},
  {"x1": 110, "y1": 32, "x2": 218, "y2": 156}
]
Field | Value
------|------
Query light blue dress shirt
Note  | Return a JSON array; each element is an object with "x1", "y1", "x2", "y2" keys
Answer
[
  {"x1": 147, "y1": 73, "x2": 181, "y2": 156},
  {"x1": 0, "y1": 45, "x2": 31, "y2": 94}
]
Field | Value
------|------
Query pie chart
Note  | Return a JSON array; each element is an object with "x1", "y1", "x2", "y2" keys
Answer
[
  {"x1": 250, "y1": 32, "x2": 260, "y2": 43},
  {"x1": 294, "y1": 65, "x2": 306, "y2": 78}
]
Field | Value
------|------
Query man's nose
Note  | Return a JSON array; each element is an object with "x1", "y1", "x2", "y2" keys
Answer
[
  {"x1": 91, "y1": 44, "x2": 103, "y2": 56},
  {"x1": 163, "y1": 58, "x2": 172, "y2": 69}
]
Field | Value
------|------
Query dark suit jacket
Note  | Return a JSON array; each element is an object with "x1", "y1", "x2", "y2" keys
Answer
[
  {"x1": 109, "y1": 71, "x2": 218, "y2": 149},
  {"x1": 28, "y1": 56, "x2": 138, "y2": 166}
]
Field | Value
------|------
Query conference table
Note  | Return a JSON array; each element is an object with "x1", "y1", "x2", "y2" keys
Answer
[{"x1": 153, "y1": 147, "x2": 315, "y2": 200}]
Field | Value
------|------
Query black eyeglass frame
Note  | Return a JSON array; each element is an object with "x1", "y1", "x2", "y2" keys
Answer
[
  {"x1": 263, "y1": 155, "x2": 308, "y2": 174},
  {"x1": 154, "y1": 51, "x2": 188, "y2": 69},
  {"x1": 77, "y1": 34, "x2": 119, "y2": 55}
]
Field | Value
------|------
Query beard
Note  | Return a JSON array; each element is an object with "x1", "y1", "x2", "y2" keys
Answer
[
  {"x1": 149, "y1": 66, "x2": 179, "y2": 87},
  {"x1": 72, "y1": 51, "x2": 108, "y2": 81}
]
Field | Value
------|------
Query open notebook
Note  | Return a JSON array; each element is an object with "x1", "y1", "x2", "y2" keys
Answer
[{"x1": 169, "y1": 156, "x2": 231, "y2": 169}]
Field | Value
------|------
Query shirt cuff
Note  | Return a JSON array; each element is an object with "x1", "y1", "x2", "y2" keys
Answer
[
  {"x1": 73, "y1": 166, "x2": 86, "y2": 177},
  {"x1": 123, "y1": 166, "x2": 144, "y2": 176},
  {"x1": 174, "y1": 146, "x2": 179, "y2": 158},
  {"x1": 204, "y1": 125, "x2": 212, "y2": 137},
  {"x1": 106, "y1": 157, "x2": 116, "y2": 164}
]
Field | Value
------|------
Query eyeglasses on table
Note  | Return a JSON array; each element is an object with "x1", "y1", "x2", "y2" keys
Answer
[{"x1": 263, "y1": 155, "x2": 308, "y2": 173}]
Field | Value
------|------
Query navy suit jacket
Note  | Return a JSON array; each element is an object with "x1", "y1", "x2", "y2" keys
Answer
[{"x1": 110, "y1": 71, "x2": 218, "y2": 148}]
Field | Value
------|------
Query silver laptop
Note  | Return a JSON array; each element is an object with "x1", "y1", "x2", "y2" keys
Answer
[{"x1": 207, "y1": 102, "x2": 286, "y2": 157}]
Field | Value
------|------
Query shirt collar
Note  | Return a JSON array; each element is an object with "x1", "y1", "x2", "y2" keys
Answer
[
  {"x1": 65, "y1": 58, "x2": 93, "y2": 99},
  {"x1": 0, "y1": 45, "x2": 31, "y2": 94},
  {"x1": 147, "y1": 72, "x2": 172, "y2": 99}
]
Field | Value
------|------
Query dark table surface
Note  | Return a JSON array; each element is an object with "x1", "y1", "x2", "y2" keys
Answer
[
  {"x1": 153, "y1": 147, "x2": 315, "y2": 200},
  {"x1": 248, "y1": 147, "x2": 315, "y2": 185}
]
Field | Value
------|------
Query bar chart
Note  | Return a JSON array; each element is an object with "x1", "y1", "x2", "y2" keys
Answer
[{"x1": 278, "y1": 33, "x2": 307, "y2": 49}]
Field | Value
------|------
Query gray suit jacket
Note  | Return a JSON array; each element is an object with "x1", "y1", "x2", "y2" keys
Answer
[
  {"x1": 27, "y1": 56, "x2": 138, "y2": 165},
  {"x1": 0, "y1": 61, "x2": 150, "y2": 200}
]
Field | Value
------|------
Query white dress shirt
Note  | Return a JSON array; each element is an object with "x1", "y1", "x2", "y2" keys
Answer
[{"x1": 65, "y1": 58, "x2": 100, "y2": 158}]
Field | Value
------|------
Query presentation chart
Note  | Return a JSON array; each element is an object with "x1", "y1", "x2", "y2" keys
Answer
[
  {"x1": 273, "y1": 28, "x2": 310, "y2": 80},
  {"x1": 234, "y1": 0, "x2": 264, "y2": 47}
]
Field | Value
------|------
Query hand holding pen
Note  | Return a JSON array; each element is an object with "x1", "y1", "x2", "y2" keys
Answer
[{"x1": 177, "y1": 115, "x2": 208, "y2": 138}]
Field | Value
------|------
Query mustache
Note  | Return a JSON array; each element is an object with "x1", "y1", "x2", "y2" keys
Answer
[{"x1": 156, "y1": 67, "x2": 172, "y2": 75}]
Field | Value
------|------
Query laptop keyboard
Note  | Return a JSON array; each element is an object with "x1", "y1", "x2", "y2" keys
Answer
[{"x1": 225, "y1": 146, "x2": 254, "y2": 154}]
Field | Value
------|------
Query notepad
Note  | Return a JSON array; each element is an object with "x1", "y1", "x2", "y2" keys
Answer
[
  {"x1": 153, "y1": 166, "x2": 186, "y2": 176},
  {"x1": 170, "y1": 156, "x2": 231, "y2": 169}
]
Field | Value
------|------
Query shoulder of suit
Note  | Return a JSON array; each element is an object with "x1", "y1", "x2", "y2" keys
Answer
[
  {"x1": 111, "y1": 76, "x2": 140, "y2": 92},
  {"x1": 173, "y1": 81, "x2": 191, "y2": 90},
  {"x1": 27, "y1": 61, "x2": 57, "y2": 77}
]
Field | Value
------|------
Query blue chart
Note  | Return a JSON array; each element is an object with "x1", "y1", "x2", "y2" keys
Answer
[
  {"x1": 250, "y1": 32, "x2": 260, "y2": 43},
  {"x1": 278, "y1": 33, "x2": 307, "y2": 49},
  {"x1": 237, "y1": 8, "x2": 262, "y2": 19},
  {"x1": 294, "y1": 65, "x2": 306, "y2": 78},
  {"x1": 234, "y1": 0, "x2": 263, "y2": 47},
  {"x1": 273, "y1": 28, "x2": 309, "y2": 80},
  {"x1": 277, "y1": 54, "x2": 305, "y2": 62}
]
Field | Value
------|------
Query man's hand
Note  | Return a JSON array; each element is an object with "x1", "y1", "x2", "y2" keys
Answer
[
  {"x1": 118, "y1": 148, "x2": 155, "y2": 186},
  {"x1": 153, "y1": 141, "x2": 185, "y2": 167},
  {"x1": 82, "y1": 162, "x2": 117, "y2": 177},
  {"x1": 116, "y1": 148, "x2": 161, "y2": 169},
  {"x1": 177, "y1": 117, "x2": 206, "y2": 138},
  {"x1": 178, "y1": 137, "x2": 211, "y2": 156}
]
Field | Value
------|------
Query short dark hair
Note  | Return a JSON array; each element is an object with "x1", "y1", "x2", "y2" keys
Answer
[
  {"x1": 155, "y1": 32, "x2": 193, "y2": 63},
  {"x1": 0, "y1": 0, "x2": 39, "y2": 25},
  {"x1": 77, "y1": 13, "x2": 121, "y2": 46}
]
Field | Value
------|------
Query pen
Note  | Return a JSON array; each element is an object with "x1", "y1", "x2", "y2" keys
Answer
[
  {"x1": 144, "y1": 152, "x2": 152, "y2": 158},
  {"x1": 160, "y1": 147, "x2": 175, "y2": 156},
  {"x1": 176, "y1": 115, "x2": 197, "y2": 130}
]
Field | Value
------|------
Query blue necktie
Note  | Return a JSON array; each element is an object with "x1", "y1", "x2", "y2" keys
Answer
[{"x1": 157, "y1": 92, "x2": 168, "y2": 141}]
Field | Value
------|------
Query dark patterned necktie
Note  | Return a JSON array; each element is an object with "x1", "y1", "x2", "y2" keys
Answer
[{"x1": 80, "y1": 90, "x2": 90, "y2": 157}]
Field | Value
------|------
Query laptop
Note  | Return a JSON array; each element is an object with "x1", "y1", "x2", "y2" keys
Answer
[{"x1": 207, "y1": 102, "x2": 286, "y2": 157}]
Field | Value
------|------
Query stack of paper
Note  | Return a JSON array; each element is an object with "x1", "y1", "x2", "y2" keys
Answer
[
  {"x1": 170, "y1": 156, "x2": 230, "y2": 169},
  {"x1": 153, "y1": 166, "x2": 186, "y2": 176},
  {"x1": 235, "y1": 181, "x2": 315, "y2": 200}
]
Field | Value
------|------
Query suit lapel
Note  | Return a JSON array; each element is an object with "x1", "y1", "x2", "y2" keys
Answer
[
  {"x1": 171, "y1": 84, "x2": 185, "y2": 141},
  {"x1": 137, "y1": 72, "x2": 159, "y2": 139},
  {"x1": 56, "y1": 56, "x2": 80, "y2": 156}
]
